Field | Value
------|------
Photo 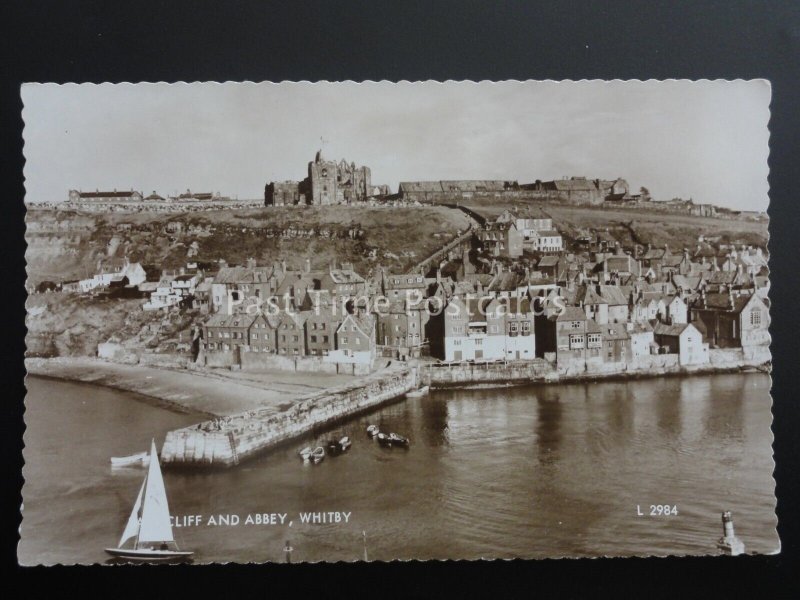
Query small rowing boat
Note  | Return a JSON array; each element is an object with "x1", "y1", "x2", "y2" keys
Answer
[
  {"x1": 326, "y1": 436, "x2": 351, "y2": 456},
  {"x1": 110, "y1": 451, "x2": 150, "y2": 468},
  {"x1": 387, "y1": 432, "x2": 410, "y2": 448},
  {"x1": 377, "y1": 432, "x2": 410, "y2": 448},
  {"x1": 299, "y1": 446, "x2": 313, "y2": 461},
  {"x1": 406, "y1": 385, "x2": 430, "y2": 399},
  {"x1": 310, "y1": 446, "x2": 326, "y2": 464},
  {"x1": 366, "y1": 425, "x2": 379, "y2": 438}
]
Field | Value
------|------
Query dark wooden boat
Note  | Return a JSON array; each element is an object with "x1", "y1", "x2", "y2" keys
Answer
[
  {"x1": 387, "y1": 433, "x2": 410, "y2": 448},
  {"x1": 377, "y1": 432, "x2": 410, "y2": 448},
  {"x1": 326, "y1": 436, "x2": 351, "y2": 456}
]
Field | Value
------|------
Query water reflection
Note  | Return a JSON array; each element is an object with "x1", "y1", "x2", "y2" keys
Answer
[{"x1": 535, "y1": 391, "x2": 563, "y2": 467}]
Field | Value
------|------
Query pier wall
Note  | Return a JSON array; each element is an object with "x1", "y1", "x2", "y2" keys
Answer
[{"x1": 161, "y1": 368, "x2": 416, "y2": 468}]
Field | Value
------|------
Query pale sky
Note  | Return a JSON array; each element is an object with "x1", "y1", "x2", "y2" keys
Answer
[{"x1": 22, "y1": 80, "x2": 771, "y2": 211}]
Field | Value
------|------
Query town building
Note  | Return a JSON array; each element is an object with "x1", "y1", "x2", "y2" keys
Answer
[
  {"x1": 397, "y1": 180, "x2": 519, "y2": 203},
  {"x1": 439, "y1": 295, "x2": 535, "y2": 362},
  {"x1": 689, "y1": 290, "x2": 770, "y2": 349},
  {"x1": 318, "y1": 262, "x2": 368, "y2": 298},
  {"x1": 329, "y1": 313, "x2": 376, "y2": 365},
  {"x1": 375, "y1": 298, "x2": 429, "y2": 360},
  {"x1": 475, "y1": 221, "x2": 523, "y2": 258},
  {"x1": 652, "y1": 322, "x2": 709, "y2": 365},
  {"x1": 68, "y1": 189, "x2": 143, "y2": 202}
]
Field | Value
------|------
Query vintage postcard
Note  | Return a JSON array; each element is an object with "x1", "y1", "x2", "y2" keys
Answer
[{"x1": 20, "y1": 80, "x2": 775, "y2": 564}]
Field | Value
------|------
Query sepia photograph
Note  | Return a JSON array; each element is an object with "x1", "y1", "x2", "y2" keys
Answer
[{"x1": 19, "y1": 80, "x2": 775, "y2": 564}]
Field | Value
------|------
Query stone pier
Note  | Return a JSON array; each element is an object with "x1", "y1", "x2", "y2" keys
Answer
[{"x1": 161, "y1": 367, "x2": 416, "y2": 468}]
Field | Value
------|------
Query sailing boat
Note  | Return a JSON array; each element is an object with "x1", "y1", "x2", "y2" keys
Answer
[{"x1": 104, "y1": 439, "x2": 194, "y2": 561}]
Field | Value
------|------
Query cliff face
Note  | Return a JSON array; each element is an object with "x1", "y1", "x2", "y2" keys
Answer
[
  {"x1": 25, "y1": 293, "x2": 199, "y2": 358},
  {"x1": 25, "y1": 205, "x2": 473, "y2": 287}
]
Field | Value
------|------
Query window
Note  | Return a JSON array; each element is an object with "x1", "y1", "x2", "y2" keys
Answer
[
  {"x1": 510, "y1": 322, "x2": 519, "y2": 333},
  {"x1": 341, "y1": 336, "x2": 348, "y2": 344},
  {"x1": 252, "y1": 333, "x2": 258, "y2": 340},
  {"x1": 310, "y1": 335, "x2": 317, "y2": 343},
  {"x1": 569, "y1": 334, "x2": 585, "y2": 349},
  {"x1": 322, "y1": 336, "x2": 329, "y2": 344},
  {"x1": 355, "y1": 338, "x2": 361, "y2": 345},
  {"x1": 571, "y1": 321, "x2": 582, "y2": 329},
  {"x1": 587, "y1": 333, "x2": 602, "y2": 348},
  {"x1": 750, "y1": 309, "x2": 761, "y2": 326},
  {"x1": 292, "y1": 335, "x2": 299, "y2": 342},
  {"x1": 476, "y1": 338, "x2": 483, "y2": 346}
]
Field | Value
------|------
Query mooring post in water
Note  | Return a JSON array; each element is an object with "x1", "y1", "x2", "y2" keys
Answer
[
  {"x1": 362, "y1": 530, "x2": 368, "y2": 562},
  {"x1": 717, "y1": 511, "x2": 745, "y2": 556},
  {"x1": 283, "y1": 539, "x2": 293, "y2": 563}
]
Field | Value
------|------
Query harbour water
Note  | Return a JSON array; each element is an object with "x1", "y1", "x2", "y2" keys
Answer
[{"x1": 19, "y1": 372, "x2": 778, "y2": 564}]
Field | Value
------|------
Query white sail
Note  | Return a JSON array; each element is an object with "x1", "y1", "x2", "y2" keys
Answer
[
  {"x1": 118, "y1": 478, "x2": 145, "y2": 548},
  {"x1": 138, "y1": 439, "x2": 175, "y2": 544}
]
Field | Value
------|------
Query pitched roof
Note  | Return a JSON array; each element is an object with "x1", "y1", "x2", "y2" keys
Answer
[
  {"x1": 576, "y1": 285, "x2": 607, "y2": 305},
  {"x1": 488, "y1": 271, "x2": 523, "y2": 292},
  {"x1": 597, "y1": 285, "x2": 629, "y2": 306},
  {"x1": 551, "y1": 178, "x2": 596, "y2": 192},
  {"x1": 538, "y1": 256, "x2": 561, "y2": 267},
  {"x1": 327, "y1": 268, "x2": 365, "y2": 284},
  {"x1": 653, "y1": 322, "x2": 690, "y2": 336},
  {"x1": 556, "y1": 306, "x2": 587, "y2": 322}
]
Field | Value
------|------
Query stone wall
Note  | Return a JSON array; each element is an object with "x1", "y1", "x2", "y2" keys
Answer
[
  {"x1": 161, "y1": 368, "x2": 416, "y2": 468},
  {"x1": 423, "y1": 359, "x2": 554, "y2": 386},
  {"x1": 228, "y1": 351, "x2": 374, "y2": 375},
  {"x1": 424, "y1": 346, "x2": 770, "y2": 389}
]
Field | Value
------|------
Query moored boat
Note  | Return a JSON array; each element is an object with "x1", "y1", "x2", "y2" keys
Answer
[
  {"x1": 326, "y1": 436, "x2": 351, "y2": 456},
  {"x1": 104, "y1": 440, "x2": 193, "y2": 562},
  {"x1": 378, "y1": 432, "x2": 410, "y2": 448},
  {"x1": 366, "y1": 425, "x2": 379, "y2": 438},
  {"x1": 406, "y1": 385, "x2": 430, "y2": 399},
  {"x1": 299, "y1": 446, "x2": 313, "y2": 461},
  {"x1": 310, "y1": 446, "x2": 326, "y2": 464},
  {"x1": 387, "y1": 432, "x2": 410, "y2": 448},
  {"x1": 110, "y1": 451, "x2": 150, "y2": 468}
]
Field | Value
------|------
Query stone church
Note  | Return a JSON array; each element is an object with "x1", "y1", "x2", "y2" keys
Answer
[{"x1": 265, "y1": 150, "x2": 373, "y2": 206}]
